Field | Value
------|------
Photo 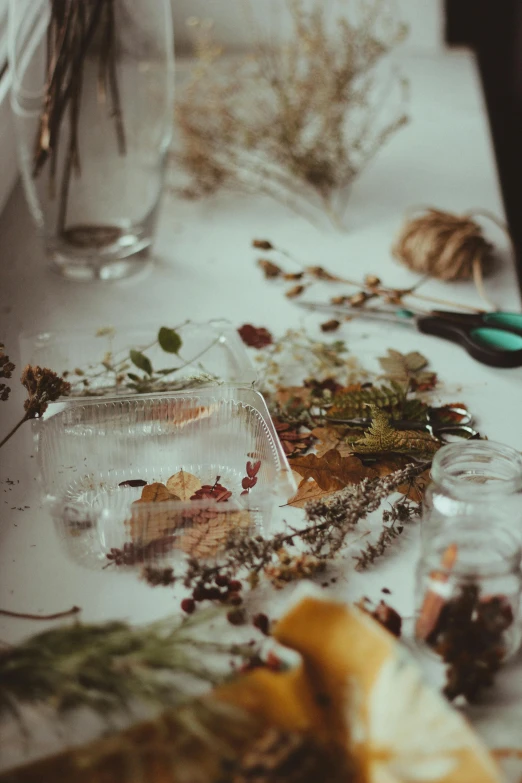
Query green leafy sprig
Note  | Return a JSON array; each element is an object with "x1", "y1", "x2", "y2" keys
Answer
[{"x1": 0, "y1": 610, "x2": 256, "y2": 720}]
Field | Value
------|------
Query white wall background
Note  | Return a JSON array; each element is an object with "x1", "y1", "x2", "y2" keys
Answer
[{"x1": 171, "y1": 0, "x2": 445, "y2": 54}]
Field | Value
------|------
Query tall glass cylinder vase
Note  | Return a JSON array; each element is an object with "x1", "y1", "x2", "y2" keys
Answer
[{"x1": 9, "y1": 0, "x2": 174, "y2": 281}]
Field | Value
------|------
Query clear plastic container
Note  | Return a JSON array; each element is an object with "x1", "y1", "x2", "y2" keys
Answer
[
  {"x1": 421, "y1": 441, "x2": 522, "y2": 546},
  {"x1": 35, "y1": 386, "x2": 296, "y2": 569},
  {"x1": 20, "y1": 319, "x2": 256, "y2": 399},
  {"x1": 415, "y1": 520, "x2": 522, "y2": 701}
]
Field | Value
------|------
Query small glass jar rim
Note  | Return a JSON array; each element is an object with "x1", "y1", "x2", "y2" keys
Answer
[{"x1": 431, "y1": 440, "x2": 522, "y2": 497}]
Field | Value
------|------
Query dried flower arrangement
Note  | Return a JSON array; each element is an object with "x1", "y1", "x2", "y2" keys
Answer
[
  {"x1": 174, "y1": 1, "x2": 408, "y2": 226},
  {"x1": 115, "y1": 328, "x2": 476, "y2": 614},
  {"x1": 33, "y1": 0, "x2": 127, "y2": 237}
]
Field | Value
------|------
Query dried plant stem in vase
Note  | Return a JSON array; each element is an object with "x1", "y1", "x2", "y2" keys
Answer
[
  {"x1": 10, "y1": 0, "x2": 174, "y2": 281},
  {"x1": 174, "y1": 0, "x2": 408, "y2": 228}
]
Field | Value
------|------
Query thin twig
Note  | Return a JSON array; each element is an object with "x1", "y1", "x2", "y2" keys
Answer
[{"x1": 0, "y1": 606, "x2": 81, "y2": 621}]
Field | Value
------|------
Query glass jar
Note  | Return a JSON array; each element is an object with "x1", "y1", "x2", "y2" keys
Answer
[
  {"x1": 9, "y1": 0, "x2": 174, "y2": 281},
  {"x1": 421, "y1": 441, "x2": 522, "y2": 545},
  {"x1": 415, "y1": 521, "x2": 522, "y2": 702}
]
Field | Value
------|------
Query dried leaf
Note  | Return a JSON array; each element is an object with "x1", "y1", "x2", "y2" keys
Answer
[
  {"x1": 371, "y1": 455, "x2": 431, "y2": 501},
  {"x1": 178, "y1": 510, "x2": 251, "y2": 558},
  {"x1": 352, "y1": 408, "x2": 439, "y2": 456},
  {"x1": 305, "y1": 266, "x2": 343, "y2": 282},
  {"x1": 320, "y1": 319, "x2": 341, "y2": 333},
  {"x1": 291, "y1": 449, "x2": 375, "y2": 491},
  {"x1": 166, "y1": 471, "x2": 202, "y2": 501},
  {"x1": 238, "y1": 324, "x2": 273, "y2": 349},
  {"x1": 140, "y1": 483, "x2": 177, "y2": 503},
  {"x1": 258, "y1": 259, "x2": 282, "y2": 278},
  {"x1": 286, "y1": 479, "x2": 333, "y2": 508},
  {"x1": 285, "y1": 285, "x2": 306, "y2": 298},
  {"x1": 327, "y1": 381, "x2": 428, "y2": 421},
  {"x1": 378, "y1": 349, "x2": 436, "y2": 390},
  {"x1": 310, "y1": 427, "x2": 353, "y2": 458}
]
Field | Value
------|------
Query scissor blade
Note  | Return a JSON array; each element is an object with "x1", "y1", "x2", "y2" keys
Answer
[{"x1": 296, "y1": 301, "x2": 416, "y2": 328}]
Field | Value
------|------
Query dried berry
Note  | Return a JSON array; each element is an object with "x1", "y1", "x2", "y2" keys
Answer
[
  {"x1": 253, "y1": 613, "x2": 270, "y2": 636},
  {"x1": 227, "y1": 608, "x2": 247, "y2": 626},
  {"x1": 181, "y1": 598, "x2": 196, "y2": 614}
]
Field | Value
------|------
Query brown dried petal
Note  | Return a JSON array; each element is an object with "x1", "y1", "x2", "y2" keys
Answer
[
  {"x1": 320, "y1": 319, "x2": 341, "y2": 333},
  {"x1": 285, "y1": 285, "x2": 306, "y2": 298}
]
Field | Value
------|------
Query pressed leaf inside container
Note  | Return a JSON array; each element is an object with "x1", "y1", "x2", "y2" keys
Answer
[{"x1": 36, "y1": 388, "x2": 295, "y2": 569}]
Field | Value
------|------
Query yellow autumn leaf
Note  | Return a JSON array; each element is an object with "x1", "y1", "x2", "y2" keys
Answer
[{"x1": 165, "y1": 470, "x2": 202, "y2": 500}]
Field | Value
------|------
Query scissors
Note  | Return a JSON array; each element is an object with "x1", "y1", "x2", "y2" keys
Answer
[
  {"x1": 297, "y1": 302, "x2": 522, "y2": 368},
  {"x1": 325, "y1": 405, "x2": 480, "y2": 443}
]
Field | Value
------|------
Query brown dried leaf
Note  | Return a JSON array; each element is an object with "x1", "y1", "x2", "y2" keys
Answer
[
  {"x1": 274, "y1": 386, "x2": 313, "y2": 408},
  {"x1": 166, "y1": 470, "x2": 202, "y2": 501},
  {"x1": 285, "y1": 284, "x2": 306, "y2": 298},
  {"x1": 258, "y1": 259, "x2": 282, "y2": 278},
  {"x1": 378, "y1": 349, "x2": 429, "y2": 384},
  {"x1": 305, "y1": 266, "x2": 342, "y2": 281},
  {"x1": 370, "y1": 455, "x2": 431, "y2": 501},
  {"x1": 177, "y1": 510, "x2": 251, "y2": 558},
  {"x1": 291, "y1": 449, "x2": 375, "y2": 491},
  {"x1": 320, "y1": 319, "x2": 341, "y2": 333},
  {"x1": 310, "y1": 427, "x2": 353, "y2": 458},
  {"x1": 140, "y1": 483, "x2": 176, "y2": 503},
  {"x1": 286, "y1": 479, "x2": 333, "y2": 508}
]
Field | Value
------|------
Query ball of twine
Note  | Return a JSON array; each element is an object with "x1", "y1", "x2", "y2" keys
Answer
[{"x1": 392, "y1": 207, "x2": 497, "y2": 283}]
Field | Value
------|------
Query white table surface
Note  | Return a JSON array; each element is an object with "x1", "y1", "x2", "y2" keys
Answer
[{"x1": 1, "y1": 48, "x2": 522, "y2": 775}]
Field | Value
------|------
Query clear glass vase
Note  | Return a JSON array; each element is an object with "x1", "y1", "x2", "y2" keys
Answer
[{"x1": 9, "y1": 0, "x2": 174, "y2": 281}]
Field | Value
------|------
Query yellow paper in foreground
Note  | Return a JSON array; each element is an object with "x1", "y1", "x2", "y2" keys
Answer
[{"x1": 218, "y1": 597, "x2": 502, "y2": 783}]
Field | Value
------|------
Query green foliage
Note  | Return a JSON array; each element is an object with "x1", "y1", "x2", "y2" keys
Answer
[
  {"x1": 0, "y1": 611, "x2": 253, "y2": 719},
  {"x1": 352, "y1": 407, "x2": 439, "y2": 456},
  {"x1": 158, "y1": 327, "x2": 182, "y2": 354},
  {"x1": 130, "y1": 349, "x2": 153, "y2": 376},
  {"x1": 327, "y1": 381, "x2": 428, "y2": 421}
]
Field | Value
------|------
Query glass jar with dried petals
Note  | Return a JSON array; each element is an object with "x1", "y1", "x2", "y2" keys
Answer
[
  {"x1": 421, "y1": 441, "x2": 522, "y2": 546},
  {"x1": 414, "y1": 520, "x2": 522, "y2": 703}
]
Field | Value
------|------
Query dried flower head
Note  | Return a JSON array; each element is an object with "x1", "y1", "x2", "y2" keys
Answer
[
  {"x1": 20, "y1": 365, "x2": 71, "y2": 418},
  {"x1": 0, "y1": 345, "x2": 15, "y2": 402},
  {"x1": 174, "y1": 1, "x2": 408, "y2": 226}
]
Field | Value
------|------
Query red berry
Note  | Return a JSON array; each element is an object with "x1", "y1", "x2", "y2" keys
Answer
[
  {"x1": 253, "y1": 613, "x2": 270, "y2": 636},
  {"x1": 181, "y1": 598, "x2": 195, "y2": 614},
  {"x1": 227, "y1": 608, "x2": 246, "y2": 626},
  {"x1": 228, "y1": 580, "x2": 242, "y2": 592},
  {"x1": 192, "y1": 585, "x2": 205, "y2": 602},
  {"x1": 215, "y1": 574, "x2": 229, "y2": 587},
  {"x1": 228, "y1": 592, "x2": 243, "y2": 606}
]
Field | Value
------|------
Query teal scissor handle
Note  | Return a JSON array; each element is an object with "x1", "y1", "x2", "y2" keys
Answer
[{"x1": 416, "y1": 310, "x2": 522, "y2": 368}]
